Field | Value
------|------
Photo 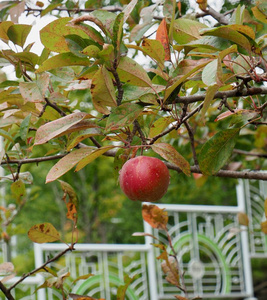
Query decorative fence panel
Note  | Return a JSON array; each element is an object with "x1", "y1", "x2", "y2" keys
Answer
[
  {"x1": 239, "y1": 180, "x2": 267, "y2": 258},
  {"x1": 33, "y1": 244, "x2": 153, "y2": 300},
  {"x1": 1, "y1": 179, "x2": 267, "y2": 300},
  {"x1": 144, "y1": 204, "x2": 253, "y2": 299}
]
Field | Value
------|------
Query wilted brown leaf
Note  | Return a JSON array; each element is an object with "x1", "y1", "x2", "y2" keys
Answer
[
  {"x1": 174, "y1": 296, "x2": 190, "y2": 300},
  {"x1": 28, "y1": 223, "x2": 60, "y2": 243},
  {"x1": 161, "y1": 256, "x2": 180, "y2": 287},
  {"x1": 238, "y1": 212, "x2": 249, "y2": 226},
  {"x1": 142, "y1": 204, "x2": 168, "y2": 230},
  {"x1": 261, "y1": 220, "x2": 267, "y2": 234}
]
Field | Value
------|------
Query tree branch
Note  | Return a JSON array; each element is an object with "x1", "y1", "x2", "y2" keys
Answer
[
  {"x1": 233, "y1": 149, "x2": 267, "y2": 158},
  {"x1": 167, "y1": 86, "x2": 267, "y2": 105},
  {"x1": 108, "y1": 61, "x2": 124, "y2": 106},
  {"x1": 0, "y1": 281, "x2": 15, "y2": 300},
  {"x1": 166, "y1": 163, "x2": 267, "y2": 181},
  {"x1": 1, "y1": 148, "x2": 267, "y2": 181},
  {"x1": 25, "y1": 5, "x2": 123, "y2": 15},
  {"x1": 197, "y1": 6, "x2": 229, "y2": 25},
  {"x1": 8, "y1": 245, "x2": 74, "y2": 291},
  {"x1": 184, "y1": 121, "x2": 199, "y2": 167}
]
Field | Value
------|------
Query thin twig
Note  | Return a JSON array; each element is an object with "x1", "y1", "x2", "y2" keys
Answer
[
  {"x1": 44, "y1": 98, "x2": 66, "y2": 117},
  {"x1": 108, "y1": 61, "x2": 124, "y2": 106},
  {"x1": 233, "y1": 149, "x2": 267, "y2": 158},
  {"x1": 133, "y1": 120, "x2": 147, "y2": 145},
  {"x1": 184, "y1": 121, "x2": 199, "y2": 167},
  {"x1": 8, "y1": 245, "x2": 74, "y2": 291},
  {"x1": 25, "y1": 5, "x2": 123, "y2": 14}
]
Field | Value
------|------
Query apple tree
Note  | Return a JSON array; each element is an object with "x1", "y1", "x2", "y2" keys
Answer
[{"x1": 0, "y1": 0, "x2": 266, "y2": 299}]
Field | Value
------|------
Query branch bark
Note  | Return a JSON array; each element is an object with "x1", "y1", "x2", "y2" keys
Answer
[
  {"x1": 7, "y1": 246, "x2": 74, "y2": 291},
  {"x1": 1, "y1": 148, "x2": 267, "y2": 181},
  {"x1": 166, "y1": 163, "x2": 267, "y2": 181},
  {"x1": 0, "y1": 281, "x2": 15, "y2": 300},
  {"x1": 167, "y1": 86, "x2": 267, "y2": 105}
]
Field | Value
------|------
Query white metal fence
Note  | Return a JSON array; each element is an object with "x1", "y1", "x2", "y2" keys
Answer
[{"x1": 1, "y1": 179, "x2": 266, "y2": 300}]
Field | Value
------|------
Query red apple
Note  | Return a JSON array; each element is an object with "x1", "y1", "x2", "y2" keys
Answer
[{"x1": 119, "y1": 156, "x2": 170, "y2": 202}]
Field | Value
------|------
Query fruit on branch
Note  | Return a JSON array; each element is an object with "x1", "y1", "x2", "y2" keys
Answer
[{"x1": 119, "y1": 156, "x2": 170, "y2": 202}]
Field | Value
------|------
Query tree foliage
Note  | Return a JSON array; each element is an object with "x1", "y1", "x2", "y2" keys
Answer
[{"x1": 0, "y1": 0, "x2": 266, "y2": 299}]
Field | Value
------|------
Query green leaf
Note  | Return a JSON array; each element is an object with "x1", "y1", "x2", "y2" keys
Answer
[
  {"x1": 201, "y1": 84, "x2": 220, "y2": 122},
  {"x1": 36, "y1": 52, "x2": 89, "y2": 73},
  {"x1": 40, "y1": 2, "x2": 63, "y2": 17},
  {"x1": 164, "y1": 60, "x2": 210, "y2": 102},
  {"x1": 252, "y1": 6, "x2": 267, "y2": 24},
  {"x1": 64, "y1": 34, "x2": 91, "y2": 58},
  {"x1": 130, "y1": 22, "x2": 156, "y2": 42},
  {"x1": 9, "y1": 51, "x2": 39, "y2": 68},
  {"x1": 90, "y1": 10, "x2": 117, "y2": 37},
  {"x1": 117, "y1": 274, "x2": 136, "y2": 300},
  {"x1": 142, "y1": 39, "x2": 165, "y2": 69},
  {"x1": 201, "y1": 25, "x2": 253, "y2": 52},
  {"x1": 152, "y1": 143, "x2": 191, "y2": 176},
  {"x1": 0, "y1": 21, "x2": 13, "y2": 41},
  {"x1": 232, "y1": 55, "x2": 251, "y2": 75},
  {"x1": 163, "y1": 0, "x2": 174, "y2": 19},
  {"x1": 229, "y1": 4, "x2": 245, "y2": 25},
  {"x1": 229, "y1": 109, "x2": 259, "y2": 126},
  {"x1": 0, "y1": 129, "x2": 14, "y2": 143},
  {"x1": 28, "y1": 223, "x2": 60, "y2": 243},
  {"x1": 117, "y1": 57, "x2": 152, "y2": 87},
  {"x1": 149, "y1": 117, "x2": 173, "y2": 139},
  {"x1": 202, "y1": 59, "x2": 219, "y2": 86},
  {"x1": 218, "y1": 44, "x2": 238, "y2": 60},
  {"x1": 20, "y1": 113, "x2": 31, "y2": 141},
  {"x1": 97, "y1": 44, "x2": 114, "y2": 66},
  {"x1": 7, "y1": 24, "x2": 32, "y2": 47},
  {"x1": 122, "y1": 85, "x2": 162, "y2": 102},
  {"x1": 198, "y1": 128, "x2": 240, "y2": 175},
  {"x1": 68, "y1": 22, "x2": 105, "y2": 45},
  {"x1": 67, "y1": 127, "x2": 103, "y2": 151},
  {"x1": 75, "y1": 145, "x2": 115, "y2": 172},
  {"x1": 105, "y1": 103, "x2": 144, "y2": 132},
  {"x1": 91, "y1": 66, "x2": 117, "y2": 114},
  {"x1": 181, "y1": 36, "x2": 225, "y2": 55},
  {"x1": 173, "y1": 18, "x2": 207, "y2": 45},
  {"x1": 46, "y1": 148, "x2": 95, "y2": 183},
  {"x1": 113, "y1": 12, "x2": 124, "y2": 56},
  {"x1": 123, "y1": 0, "x2": 138, "y2": 22},
  {"x1": 11, "y1": 179, "x2": 26, "y2": 203},
  {"x1": 0, "y1": 80, "x2": 19, "y2": 88},
  {"x1": 34, "y1": 112, "x2": 91, "y2": 145},
  {"x1": 19, "y1": 73, "x2": 50, "y2": 102},
  {"x1": 114, "y1": 148, "x2": 130, "y2": 180},
  {"x1": 82, "y1": 45, "x2": 101, "y2": 57},
  {"x1": 40, "y1": 17, "x2": 88, "y2": 53}
]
